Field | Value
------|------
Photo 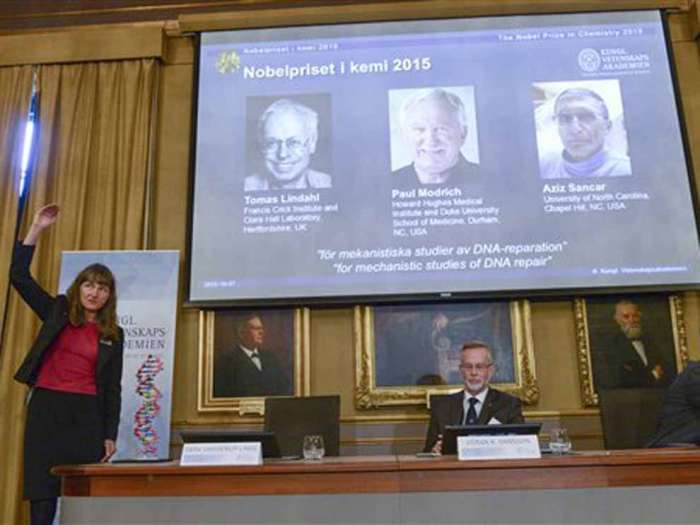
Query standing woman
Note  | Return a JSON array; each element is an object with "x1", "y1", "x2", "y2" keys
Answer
[{"x1": 10, "y1": 204, "x2": 124, "y2": 525}]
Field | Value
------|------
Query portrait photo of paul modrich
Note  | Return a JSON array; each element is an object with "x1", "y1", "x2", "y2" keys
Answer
[
  {"x1": 244, "y1": 94, "x2": 333, "y2": 191},
  {"x1": 533, "y1": 79, "x2": 632, "y2": 180},
  {"x1": 388, "y1": 86, "x2": 481, "y2": 188}
]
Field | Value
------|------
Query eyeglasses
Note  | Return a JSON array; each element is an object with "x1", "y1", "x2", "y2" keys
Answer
[
  {"x1": 459, "y1": 363, "x2": 493, "y2": 372},
  {"x1": 554, "y1": 111, "x2": 602, "y2": 126},
  {"x1": 262, "y1": 137, "x2": 308, "y2": 153}
]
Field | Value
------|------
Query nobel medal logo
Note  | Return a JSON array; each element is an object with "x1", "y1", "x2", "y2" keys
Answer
[
  {"x1": 216, "y1": 50, "x2": 241, "y2": 74},
  {"x1": 578, "y1": 48, "x2": 601, "y2": 73}
]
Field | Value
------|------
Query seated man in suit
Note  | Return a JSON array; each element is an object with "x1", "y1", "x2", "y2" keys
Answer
[
  {"x1": 647, "y1": 361, "x2": 700, "y2": 447},
  {"x1": 424, "y1": 341, "x2": 524, "y2": 453},
  {"x1": 213, "y1": 314, "x2": 291, "y2": 397}
]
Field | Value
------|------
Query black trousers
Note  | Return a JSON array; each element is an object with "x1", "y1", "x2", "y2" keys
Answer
[
  {"x1": 24, "y1": 387, "x2": 103, "y2": 500},
  {"x1": 30, "y1": 498, "x2": 57, "y2": 525}
]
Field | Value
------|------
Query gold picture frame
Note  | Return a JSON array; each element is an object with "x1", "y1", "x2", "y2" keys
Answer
[
  {"x1": 354, "y1": 300, "x2": 539, "y2": 409},
  {"x1": 197, "y1": 308, "x2": 310, "y2": 414},
  {"x1": 575, "y1": 295, "x2": 688, "y2": 407}
]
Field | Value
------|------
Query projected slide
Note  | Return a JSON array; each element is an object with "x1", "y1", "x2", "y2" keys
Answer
[{"x1": 190, "y1": 10, "x2": 700, "y2": 304}]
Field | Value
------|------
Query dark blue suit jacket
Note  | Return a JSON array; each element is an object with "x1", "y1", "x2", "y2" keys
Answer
[{"x1": 424, "y1": 388, "x2": 524, "y2": 452}]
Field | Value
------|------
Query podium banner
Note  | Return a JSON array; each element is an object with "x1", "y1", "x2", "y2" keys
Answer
[{"x1": 60, "y1": 250, "x2": 179, "y2": 460}]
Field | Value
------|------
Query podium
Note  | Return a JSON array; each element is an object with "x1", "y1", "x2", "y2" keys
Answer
[{"x1": 55, "y1": 449, "x2": 700, "y2": 524}]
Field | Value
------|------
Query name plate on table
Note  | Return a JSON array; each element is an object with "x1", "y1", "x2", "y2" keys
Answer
[
  {"x1": 457, "y1": 435, "x2": 541, "y2": 461},
  {"x1": 180, "y1": 442, "x2": 263, "y2": 466}
]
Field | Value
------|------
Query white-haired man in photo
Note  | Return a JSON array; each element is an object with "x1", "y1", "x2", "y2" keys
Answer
[
  {"x1": 393, "y1": 88, "x2": 479, "y2": 187},
  {"x1": 245, "y1": 99, "x2": 331, "y2": 191}
]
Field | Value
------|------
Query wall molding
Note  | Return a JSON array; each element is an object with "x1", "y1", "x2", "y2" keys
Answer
[
  {"x1": 0, "y1": 23, "x2": 166, "y2": 66},
  {"x1": 178, "y1": 0, "x2": 690, "y2": 33}
]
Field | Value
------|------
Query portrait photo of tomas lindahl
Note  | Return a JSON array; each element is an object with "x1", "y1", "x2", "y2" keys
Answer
[
  {"x1": 533, "y1": 79, "x2": 631, "y2": 179},
  {"x1": 388, "y1": 86, "x2": 480, "y2": 187},
  {"x1": 244, "y1": 94, "x2": 333, "y2": 191}
]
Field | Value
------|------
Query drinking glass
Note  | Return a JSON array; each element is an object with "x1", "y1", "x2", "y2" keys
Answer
[
  {"x1": 302, "y1": 435, "x2": 325, "y2": 460},
  {"x1": 549, "y1": 427, "x2": 572, "y2": 454}
]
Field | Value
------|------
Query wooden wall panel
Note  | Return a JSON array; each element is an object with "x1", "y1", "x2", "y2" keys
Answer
[
  {"x1": 670, "y1": 35, "x2": 700, "y2": 372},
  {"x1": 178, "y1": 0, "x2": 690, "y2": 32},
  {"x1": 0, "y1": 1, "x2": 691, "y2": 32},
  {"x1": 0, "y1": 23, "x2": 165, "y2": 65}
]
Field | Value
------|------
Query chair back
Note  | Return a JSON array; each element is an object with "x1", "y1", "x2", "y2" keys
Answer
[
  {"x1": 599, "y1": 388, "x2": 666, "y2": 449},
  {"x1": 264, "y1": 395, "x2": 341, "y2": 456}
]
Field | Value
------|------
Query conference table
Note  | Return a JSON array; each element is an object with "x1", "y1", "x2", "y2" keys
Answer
[{"x1": 55, "y1": 448, "x2": 700, "y2": 524}]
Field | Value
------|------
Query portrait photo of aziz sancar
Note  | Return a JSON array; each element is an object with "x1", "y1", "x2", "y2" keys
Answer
[
  {"x1": 244, "y1": 95, "x2": 333, "y2": 191},
  {"x1": 388, "y1": 86, "x2": 480, "y2": 188},
  {"x1": 533, "y1": 80, "x2": 632, "y2": 179}
]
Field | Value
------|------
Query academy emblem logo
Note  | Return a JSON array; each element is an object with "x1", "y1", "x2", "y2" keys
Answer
[
  {"x1": 578, "y1": 48, "x2": 601, "y2": 73},
  {"x1": 216, "y1": 50, "x2": 241, "y2": 74}
]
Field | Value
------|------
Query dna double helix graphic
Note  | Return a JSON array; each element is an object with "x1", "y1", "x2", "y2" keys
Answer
[{"x1": 133, "y1": 354, "x2": 165, "y2": 458}]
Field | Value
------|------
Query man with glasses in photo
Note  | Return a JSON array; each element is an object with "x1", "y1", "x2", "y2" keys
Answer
[
  {"x1": 540, "y1": 87, "x2": 631, "y2": 179},
  {"x1": 423, "y1": 341, "x2": 524, "y2": 454},
  {"x1": 245, "y1": 98, "x2": 332, "y2": 191}
]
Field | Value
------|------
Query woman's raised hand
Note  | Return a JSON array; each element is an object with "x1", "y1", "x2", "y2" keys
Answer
[
  {"x1": 23, "y1": 203, "x2": 60, "y2": 245},
  {"x1": 33, "y1": 204, "x2": 60, "y2": 228}
]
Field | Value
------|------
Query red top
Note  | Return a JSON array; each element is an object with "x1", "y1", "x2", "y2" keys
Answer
[{"x1": 36, "y1": 322, "x2": 100, "y2": 395}]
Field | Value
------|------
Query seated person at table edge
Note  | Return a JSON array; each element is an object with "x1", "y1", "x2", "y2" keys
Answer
[
  {"x1": 647, "y1": 361, "x2": 700, "y2": 447},
  {"x1": 424, "y1": 341, "x2": 524, "y2": 454}
]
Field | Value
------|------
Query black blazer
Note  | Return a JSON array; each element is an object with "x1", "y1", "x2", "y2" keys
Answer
[
  {"x1": 10, "y1": 242, "x2": 124, "y2": 441},
  {"x1": 424, "y1": 388, "x2": 525, "y2": 452}
]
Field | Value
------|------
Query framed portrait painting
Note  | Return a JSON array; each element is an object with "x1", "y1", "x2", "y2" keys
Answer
[
  {"x1": 354, "y1": 300, "x2": 539, "y2": 409},
  {"x1": 575, "y1": 294, "x2": 688, "y2": 406},
  {"x1": 198, "y1": 308, "x2": 310, "y2": 414}
]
